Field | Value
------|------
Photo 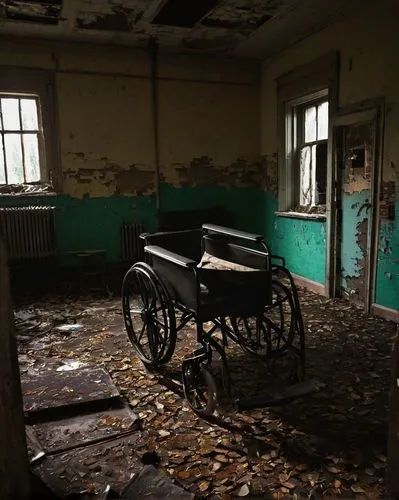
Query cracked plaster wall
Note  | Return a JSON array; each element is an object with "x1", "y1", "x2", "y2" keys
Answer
[
  {"x1": 0, "y1": 40, "x2": 261, "y2": 198},
  {"x1": 260, "y1": 0, "x2": 399, "y2": 310},
  {"x1": 0, "y1": 39, "x2": 264, "y2": 261},
  {"x1": 338, "y1": 123, "x2": 373, "y2": 305},
  {"x1": 54, "y1": 45, "x2": 261, "y2": 199}
]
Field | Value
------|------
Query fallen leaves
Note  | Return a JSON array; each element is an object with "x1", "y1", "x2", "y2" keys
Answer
[
  {"x1": 281, "y1": 479, "x2": 298, "y2": 490},
  {"x1": 351, "y1": 483, "x2": 366, "y2": 493},
  {"x1": 16, "y1": 291, "x2": 395, "y2": 499},
  {"x1": 236, "y1": 483, "x2": 250, "y2": 496},
  {"x1": 327, "y1": 465, "x2": 342, "y2": 474},
  {"x1": 198, "y1": 480, "x2": 210, "y2": 492},
  {"x1": 211, "y1": 462, "x2": 222, "y2": 472}
]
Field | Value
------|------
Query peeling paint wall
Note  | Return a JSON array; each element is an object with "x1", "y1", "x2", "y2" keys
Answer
[
  {"x1": 260, "y1": 0, "x2": 399, "y2": 311},
  {"x1": 377, "y1": 213, "x2": 399, "y2": 310},
  {"x1": 52, "y1": 46, "x2": 260, "y2": 200},
  {"x1": 57, "y1": 71, "x2": 155, "y2": 199},
  {"x1": 341, "y1": 191, "x2": 370, "y2": 299},
  {"x1": 339, "y1": 123, "x2": 373, "y2": 304},
  {"x1": 0, "y1": 40, "x2": 261, "y2": 263}
]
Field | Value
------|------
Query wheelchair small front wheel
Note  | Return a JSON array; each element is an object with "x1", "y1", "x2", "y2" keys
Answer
[{"x1": 182, "y1": 360, "x2": 218, "y2": 416}]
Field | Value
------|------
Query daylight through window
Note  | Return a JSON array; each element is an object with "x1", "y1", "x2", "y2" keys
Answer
[
  {"x1": 298, "y1": 101, "x2": 328, "y2": 207},
  {"x1": 0, "y1": 95, "x2": 43, "y2": 185}
]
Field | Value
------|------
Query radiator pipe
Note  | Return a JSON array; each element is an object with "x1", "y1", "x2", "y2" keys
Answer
[{"x1": 149, "y1": 36, "x2": 161, "y2": 211}]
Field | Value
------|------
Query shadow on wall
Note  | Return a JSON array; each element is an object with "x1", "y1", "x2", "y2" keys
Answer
[{"x1": 158, "y1": 205, "x2": 235, "y2": 231}]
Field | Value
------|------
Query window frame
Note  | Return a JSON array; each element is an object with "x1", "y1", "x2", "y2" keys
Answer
[
  {"x1": 0, "y1": 93, "x2": 46, "y2": 185},
  {"x1": 276, "y1": 51, "x2": 338, "y2": 216},
  {"x1": 282, "y1": 88, "x2": 329, "y2": 213},
  {"x1": 0, "y1": 68, "x2": 60, "y2": 194},
  {"x1": 276, "y1": 51, "x2": 339, "y2": 297}
]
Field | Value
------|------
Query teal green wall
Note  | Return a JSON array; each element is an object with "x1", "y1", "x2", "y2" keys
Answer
[
  {"x1": 0, "y1": 194, "x2": 157, "y2": 265},
  {"x1": 340, "y1": 190, "x2": 372, "y2": 299},
  {"x1": 341, "y1": 190, "x2": 370, "y2": 281},
  {"x1": 159, "y1": 184, "x2": 265, "y2": 234},
  {"x1": 4, "y1": 187, "x2": 399, "y2": 314},
  {"x1": 376, "y1": 205, "x2": 399, "y2": 310},
  {"x1": 0, "y1": 184, "x2": 264, "y2": 266},
  {"x1": 161, "y1": 186, "x2": 327, "y2": 285},
  {"x1": 1, "y1": 188, "x2": 327, "y2": 285},
  {"x1": 261, "y1": 193, "x2": 398, "y2": 311},
  {"x1": 262, "y1": 194, "x2": 326, "y2": 285}
]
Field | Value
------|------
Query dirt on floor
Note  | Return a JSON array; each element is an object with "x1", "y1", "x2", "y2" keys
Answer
[{"x1": 16, "y1": 289, "x2": 396, "y2": 499}]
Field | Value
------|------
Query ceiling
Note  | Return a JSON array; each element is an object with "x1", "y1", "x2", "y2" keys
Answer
[{"x1": 0, "y1": 0, "x2": 368, "y2": 59}]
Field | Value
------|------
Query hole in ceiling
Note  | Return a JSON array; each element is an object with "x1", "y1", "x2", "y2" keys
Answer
[
  {"x1": 76, "y1": 9, "x2": 132, "y2": 32},
  {"x1": 3, "y1": 0, "x2": 63, "y2": 25},
  {"x1": 152, "y1": 0, "x2": 218, "y2": 28}
]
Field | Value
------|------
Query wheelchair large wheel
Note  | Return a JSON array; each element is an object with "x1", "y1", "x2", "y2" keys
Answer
[
  {"x1": 231, "y1": 280, "x2": 303, "y2": 363},
  {"x1": 122, "y1": 262, "x2": 176, "y2": 367}
]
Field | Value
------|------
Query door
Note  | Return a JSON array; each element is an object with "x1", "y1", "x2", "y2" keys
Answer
[{"x1": 335, "y1": 120, "x2": 375, "y2": 308}]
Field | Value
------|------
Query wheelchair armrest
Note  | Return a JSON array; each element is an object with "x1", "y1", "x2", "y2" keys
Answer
[
  {"x1": 271, "y1": 255, "x2": 286, "y2": 267},
  {"x1": 144, "y1": 245, "x2": 197, "y2": 268},
  {"x1": 202, "y1": 224, "x2": 264, "y2": 243}
]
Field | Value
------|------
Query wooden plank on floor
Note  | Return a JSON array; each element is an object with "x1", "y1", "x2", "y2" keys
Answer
[
  {"x1": 31, "y1": 404, "x2": 139, "y2": 454},
  {"x1": 22, "y1": 366, "x2": 120, "y2": 416}
]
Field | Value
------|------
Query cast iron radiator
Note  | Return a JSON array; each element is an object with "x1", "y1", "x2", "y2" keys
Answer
[
  {"x1": 121, "y1": 223, "x2": 144, "y2": 263},
  {"x1": 0, "y1": 206, "x2": 56, "y2": 260}
]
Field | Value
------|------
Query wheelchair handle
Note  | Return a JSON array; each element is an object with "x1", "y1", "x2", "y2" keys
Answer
[{"x1": 202, "y1": 224, "x2": 264, "y2": 243}]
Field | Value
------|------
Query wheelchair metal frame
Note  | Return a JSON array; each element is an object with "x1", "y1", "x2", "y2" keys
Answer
[{"x1": 122, "y1": 224, "x2": 305, "y2": 415}]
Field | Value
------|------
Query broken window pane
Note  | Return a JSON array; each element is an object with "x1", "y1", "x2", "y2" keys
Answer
[
  {"x1": 317, "y1": 101, "x2": 329, "y2": 140},
  {"x1": 23, "y1": 134, "x2": 40, "y2": 182},
  {"x1": 295, "y1": 96, "x2": 329, "y2": 208},
  {"x1": 300, "y1": 146, "x2": 312, "y2": 206},
  {"x1": 21, "y1": 99, "x2": 39, "y2": 131},
  {"x1": 304, "y1": 105, "x2": 316, "y2": 143},
  {"x1": 2, "y1": 98, "x2": 21, "y2": 130},
  {"x1": 300, "y1": 143, "x2": 328, "y2": 207},
  {"x1": 315, "y1": 142, "x2": 328, "y2": 205},
  {"x1": 311, "y1": 145, "x2": 317, "y2": 205},
  {"x1": 5, "y1": 134, "x2": 24, "y2": 184},
  {"x1": 0, "y1": 139, "x2": 5, "y2": 184}
]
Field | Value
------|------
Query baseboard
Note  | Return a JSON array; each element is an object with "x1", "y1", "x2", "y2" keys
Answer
[
  {"x1": 371, "y1": 303, "x2": 399, "y2": 323},
  {"x1": 291, "y1": 273, "x2": 325, "y2": 296},
  {"x1": 290, "y1": 277, "x2": 398, "y2": 321}
]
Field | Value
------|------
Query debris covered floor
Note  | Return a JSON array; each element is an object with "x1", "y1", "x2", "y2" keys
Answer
[{"x1": 17, "y1": 289, "x2": 396, "y2": 499}]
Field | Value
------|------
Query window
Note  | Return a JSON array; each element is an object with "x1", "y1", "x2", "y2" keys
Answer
[
  {"x1": 282, "y1": 91, "x2": 329, "y2": 213},
  {"x1": 0, "y1": 95, "x2": 44, "y2": 185},
  {"x1": 0, "y1": 68, "x2": 59, "y2": 194},
  {"x1": 297, "y1": 100, "x2": 328, "y2": 208},
  {"x1": 276, "y1": 51, "x2": 338, "y2": 216}
]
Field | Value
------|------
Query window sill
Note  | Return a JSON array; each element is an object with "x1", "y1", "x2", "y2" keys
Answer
[
  {"x1": 275, "y1": 211, "x2": 326, "y2": 221},
  {"x1": 0, "y1": 191, "x2": 57, "y2": 198},
  {"x1": 0, "y1": 184, "x2": 57, "y2": 197}
]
